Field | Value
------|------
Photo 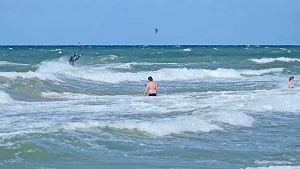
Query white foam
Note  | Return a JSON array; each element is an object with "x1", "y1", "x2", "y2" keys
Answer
[
  {"x1": 0, "y1": 91, "x2": 13, "y2": 103},
  {"x1": 153, "y1": 68, "x2": 241, "y2": 80},
  {"x1": 2, "y1": 86, "x2": 299, "y2": 140},
  {"x1": 70, "y1": 68, "x2": 242, "y2": 83},
  {"x1": 101, "y1": 55, "x2": 118, "y2": 61},
  {"x1": 278, "y1": 48, "x2": 291, "y2": 53},
  {"x1": 239, "y1": 68, "x2": 284, "y2": 76},
  {"x1": 279, "y1": 48, "x2": 287, "y2": 51},
  {"x1": 0, "y1": 61, "x2": 28, "y2": 66},
  {"x1": 61, "y1": 116, "x2": 221, "y2": 137},
  {"x1": 41, "y1": 92, "x2": 98, "y2": 100},
  {"x1": 244, "y1": 89, "x2": 300, "y2": 113},
  {"x1": 206, "y1": 111, "x2": 254, "y2": 126},
  {"x1": 118, "y1": 62, "x2": 177, "y2": 66},
  {"x1": 181, "y1": 48, "x2": 191, "y2": 52},
  {"x1": 0, "y1": 130, "x2": 36, "y2": 140},
  {"x1": 39, "y1": 93, "x2": 256, "y2": 134},
  {"x1": 249, "y1": 57, "x2": 300, "y2": 64},
  {"x1": 1, "y1": 92, "x2": 257, "y2": 137},
  {"x1": 7, "y1": 57, "x2": 281, "y2": 84},
  {"x1": 37, "y1": 59, "x2": 76, "y2": 73},
  {"x1": 50, "y1": 49, "x2": 62, "y2": 51},
  {"x1": 256, "y1": 160, "x2": 293, "y2": 165},
  {"x1": 0, "y1": 142, "x2": 15, "y2": 148},
  {"x1": 203, "y1": 89, "x2": 300, "y2": 114},
  {"x1": 0, "y1": 59, "x2": 76, "y2": 81},
  {"x1": 0, "y1": 71, "x2": 58, "y2": 81},
  {"x1": 108, "y1": 62, "x2": 137, "y2": 69},
  {"x1": 245, "y1": 166, "x2": 300, "y2": 169}
]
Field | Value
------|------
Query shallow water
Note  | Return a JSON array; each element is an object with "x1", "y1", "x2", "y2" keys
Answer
[{"x1": 1, "y1": 45, "x2": 300, "y2": 169}]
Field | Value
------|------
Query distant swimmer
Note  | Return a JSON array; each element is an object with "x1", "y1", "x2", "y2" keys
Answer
[
  {"x1": 144, "y1": 76, "x2": 158, "y2": 96},
  {"x1": 69, "y1": 54, "x2": 81, "y2": 66},
  {"x1": 287, "y1": 76, "x2": 294, "y2": 88},
  {"x1": 155, "y1": 28, "x2": 158, "y2": 34}
]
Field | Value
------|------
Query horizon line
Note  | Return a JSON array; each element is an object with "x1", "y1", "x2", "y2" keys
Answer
[{"x1": 1, "y1": 44, "x2": 299, "y2": 46}]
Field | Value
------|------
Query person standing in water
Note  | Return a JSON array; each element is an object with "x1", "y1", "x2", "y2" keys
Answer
[
  {"x1": 287, "y1": 76, "x2": 294, "y2": 88},
  {"x1": 144, "y1": 76, "x2": 158, "y2": 96},
  {"x1": 69, "y1": 54, "x2": 81, "y2": 66}
]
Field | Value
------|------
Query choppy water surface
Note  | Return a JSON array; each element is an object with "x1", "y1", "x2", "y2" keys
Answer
[{"x1": 1, "y1": 45, "x2": 300, "y2": 169}]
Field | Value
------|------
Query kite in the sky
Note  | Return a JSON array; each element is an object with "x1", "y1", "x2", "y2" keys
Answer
[{"x1": 155, "y1": 28, "x2": 158, "y2": 34}]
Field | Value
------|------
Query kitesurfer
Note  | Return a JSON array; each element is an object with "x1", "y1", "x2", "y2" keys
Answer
[{"x1": 69, "y1": 54, "x2": 81, "y2": 66}]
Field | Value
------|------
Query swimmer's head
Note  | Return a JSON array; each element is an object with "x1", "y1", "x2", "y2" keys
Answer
[
  {"x1": 289, "y1": 76, "x2": 294, "y2": 82},
  {"x1": 148, "y1": 76, "x2": 153, "y2": 81}
]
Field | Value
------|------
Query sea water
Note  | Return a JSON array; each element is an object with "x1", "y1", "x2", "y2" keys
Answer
[{"x1": 0, "y1": 45, "x2": 300, "y2": 169}]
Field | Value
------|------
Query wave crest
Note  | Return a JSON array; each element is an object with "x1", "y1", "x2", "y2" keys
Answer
[
  {"x1": 249, "y1": 57, "x2": 300, "y2": 64},
  {"x1": 0, "y1": 91, "x2": 13, "y2": 103}
]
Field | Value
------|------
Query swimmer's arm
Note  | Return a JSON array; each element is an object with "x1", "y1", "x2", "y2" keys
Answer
[
  {"x1": 287, "y1": 82, "x2": 292, "y2": 88},
  {"x1": 144, "y1": 85, "x2": 149, "y2": 96}
]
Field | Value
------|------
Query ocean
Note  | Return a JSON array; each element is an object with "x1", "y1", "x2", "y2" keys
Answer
[{"x1": 0, "y1": 45, "x2": 300, "y2": 169}]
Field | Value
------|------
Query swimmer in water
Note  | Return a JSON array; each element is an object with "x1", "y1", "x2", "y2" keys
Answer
[
  {"x1": 144, "y1": 76, "x2": 158, "y2": 96},
  {"x1": 287, "y1": 76, "x2": 294, "y2": 88}
]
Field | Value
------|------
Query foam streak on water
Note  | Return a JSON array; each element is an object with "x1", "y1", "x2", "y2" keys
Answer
[{"x1": 0, "y1": 45, "x2": 300, "y2": 168}]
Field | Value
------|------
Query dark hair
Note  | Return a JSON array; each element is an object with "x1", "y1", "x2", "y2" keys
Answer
[
  {"x1": 148, "y1": 76, "x2": 153, "y2": 81},
  {"x1": 289, "y1": 76, "x2": 294, "y2": 82}
]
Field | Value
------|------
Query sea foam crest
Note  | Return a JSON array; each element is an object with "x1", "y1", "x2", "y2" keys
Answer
[
  {"x1": 0, "y1": 59, "x2": 72, "y2": 81},
  {"x1": 0, "y1": 91, "x2": 13, "y2": 103},
  {"x1": 61, "y1": 116, "x2": 221, "y2": 136},
  {"x1": 239, "y1": 68, "x2": 284, "y2": 76},
  {"x1": 0, "y1": 61, "x2": 28, "y2": 66},
  {"x1": 181, "y1": 48, "x2": 191, "y2": 52},
  {"x1": 50, "y1": 49, "x2": 62, "y2": 51},
  {"x1": 154, "y1": 68, "x2": 242, "y2": 80},
  {"x1": 101, "y1": 55, "x2": 119, "y2": 61},
  {"x1": 70, "y1": 68, "x2": 242, "y2": 83},
  {"x1": 37, "y1": 59, "x2": 76, "y2": 73},
  {"x1": 41, "y1": 92, "x2": 98, "y2": 100},
  {"x1": 249, "y1": 57, "x2": 300, "y2": 64},
  {"x1": 206, "y1": 111, "x2": 254, "y2": 126},
  {"x1": 245, "y1": 89, "x2": 300, "y2": 113},
  {"x1": 212, "y1": 89, "x2": 300, "y2": 114},
  {"x1": 0, "y1": 71, "x2": 58, "y2": 81}
]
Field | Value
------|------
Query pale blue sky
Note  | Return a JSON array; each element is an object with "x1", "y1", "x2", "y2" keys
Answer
[{"x1": 0, "y1": 0, "x2": 299, "y2": 45}]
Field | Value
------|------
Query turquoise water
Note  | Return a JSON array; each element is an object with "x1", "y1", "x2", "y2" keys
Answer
[{"x1": 1, "y1": 45, "x2": 300, "y2": 169}]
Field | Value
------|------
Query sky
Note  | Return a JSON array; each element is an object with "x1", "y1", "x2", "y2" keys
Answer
[{"x1": 0, "y1": 0, "x2": 299, "y2": 45}]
